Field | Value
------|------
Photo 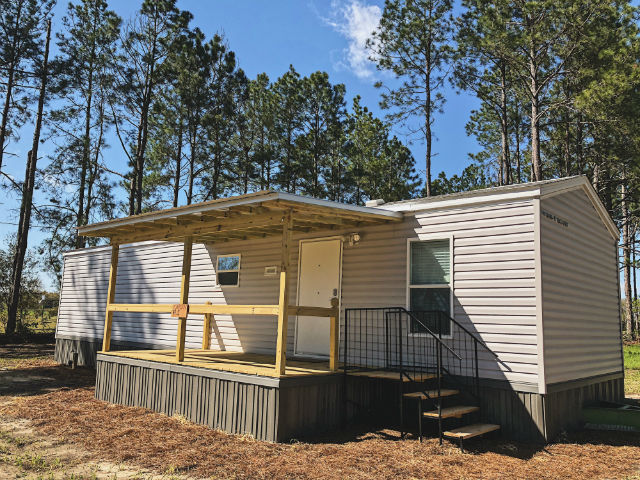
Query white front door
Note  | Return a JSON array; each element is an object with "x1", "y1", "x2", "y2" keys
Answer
[{"x1": 295, "y1": 238, "x2": 342, "y2": 358}]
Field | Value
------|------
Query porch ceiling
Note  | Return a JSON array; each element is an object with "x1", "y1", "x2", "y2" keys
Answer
[{"x1": 77, "y1": 190, "x2": 403, "y2": 244}]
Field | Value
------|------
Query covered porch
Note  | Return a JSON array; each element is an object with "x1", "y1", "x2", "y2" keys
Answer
[
  {"x1": 101, "y1": 349, "x2": 335, "y2": 377},
  {"x1": 78, "y1": 190, "x2": 402, "y2": 378}
]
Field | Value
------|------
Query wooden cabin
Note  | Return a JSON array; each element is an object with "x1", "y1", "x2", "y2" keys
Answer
[{"x1": 54, "y1": 176, "x2": 624, "y2": 445}]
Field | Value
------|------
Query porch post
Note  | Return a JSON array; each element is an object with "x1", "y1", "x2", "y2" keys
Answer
[
  {"x1": 275, "y1": 210, "x2": 293, "y2": 376},
  {"x1": 101, "y1": 243, "x2": 119, "y2": 352},
  {"x1": 202, "y1": 300, "x2": 212, "y2": 350},
  {"x1": 176, "y1": 236, "x2": 193, "y2": 361},
  {"x1": 329, "y1": 297, "x2": 339, "y2": 371}
]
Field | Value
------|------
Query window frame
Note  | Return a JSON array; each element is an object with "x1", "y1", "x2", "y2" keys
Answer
[
  {"x1": 406, "y1": 235, "x2": 454, "y2": 338},
  {"x1": 216, "y1": 254, "x2": 241, "y2": 287}
]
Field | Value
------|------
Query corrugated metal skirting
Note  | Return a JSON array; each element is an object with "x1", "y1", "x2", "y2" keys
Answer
[
  {"x1": 95, "y1": 359, "x2": 280, "y2": 441},
  {"x1": 94, "y1": 356, "x2": 344, "y2": 442}
]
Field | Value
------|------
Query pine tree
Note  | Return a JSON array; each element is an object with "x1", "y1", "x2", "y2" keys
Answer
[
  {"x1": 200, "y1": 34, "x2": 243, "y2": 201},
  {"x1": 45, "y1": 0, "x2": 120, "y2": 249},
  {"x1": 368, "y1": 0, "x2": 453, "y2": 196},
  {"x1": 234, "y1": 73, "x2": 275, "y2": 194},
  {"x1": 272, "y1": 66, "x2": 303, "y2": 193},
  {"x1": 6, "y1": 19, "x2": 51, "y2": 336},
  {"x1": 297, "y1": 71, "x2": 346, "y2": 198},
  {"x1": 455, "y1": 0, "x2": 519, "y2": 185},
  {"x1": 0, "y1": 0, "x2": 54, "y2": 174},
  {"x1": 344, "y1": 96, "x2": 419, "y2": 204},
  {"x1": 112, "y1": 0, "x2": 191, "y2": 214}
]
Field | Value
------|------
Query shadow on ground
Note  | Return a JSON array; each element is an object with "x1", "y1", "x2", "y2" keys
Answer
[
  {"x1": 298, "y1": 416, "x2": 640, "y2": 460},
  {"x1": 0, "y1": 365, "x2": 95, "y2": 397},
  {"x1": 0, "y1": 342, "x2": 55, "y2": 360}
]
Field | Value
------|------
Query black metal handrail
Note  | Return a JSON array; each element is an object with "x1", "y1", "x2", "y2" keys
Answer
[{"x1": 342, "y1": 306, "x2": 502, "y2": 443}]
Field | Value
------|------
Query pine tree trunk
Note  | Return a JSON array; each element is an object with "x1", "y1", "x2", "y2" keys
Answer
[
  {"x1": 563, "y1": 113, "x2": 570, "y2": 177},
  {"x1": 6, "y1": 21, "x2": 51, "y2": 335},
  {"x1": 76, "y1": 51, "x2": 95, "y2": 249},
  {"x1": 528, "y1": 32, "x2": 542, "y2": 181},
  {"x1": 576, "y1": 115, "x2": 583, "y2": 173},
  {"x1": 633, "y1": 226, "x2": 638, "y2": 334},
  {"x1": 0, "y1": 1, "x2": 23, "y2": 174},
  {"x1": 622, "y1": 179, "x2": 634, "y2": 337},
  {"x1": 85, "y1": 102, "x2": 105, "y2": 228},
  {"x1": 173, "y1": 122, "x2": 183, "y2": 208},
  {"x1": 514, "y1": 102, "x2": 522, "y2": 183},
  {"x1": 499, "y1": 63, "x2": 511, "y2": 185}
]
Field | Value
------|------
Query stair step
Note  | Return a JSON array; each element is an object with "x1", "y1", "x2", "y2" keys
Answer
[
  {"x1": 403, "y1": 388, "x2": 459, "y2": 400},
  {"x1": 349, "y1": 370, "x2": 437, "y2": 382},
  {"x1": 423, "y1": 405, "x2": 479, "y2": 419},
  {"x1": 443, "y1": 423, "x2": 500, "y2": 440}
]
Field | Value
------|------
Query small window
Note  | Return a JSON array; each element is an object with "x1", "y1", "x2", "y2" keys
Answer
[
  {"x1": 216, "y1": 254, "x2": 240, "y2": 286},
  {"x1": 408, "y1": 239, "x2": 451, "y2": 335}
]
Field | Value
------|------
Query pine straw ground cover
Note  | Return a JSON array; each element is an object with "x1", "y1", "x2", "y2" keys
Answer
[{"x1": 2, "y1": 379, "x2": 640, "y2": 480}]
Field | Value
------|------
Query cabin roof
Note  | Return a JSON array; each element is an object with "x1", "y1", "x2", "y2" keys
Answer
[
  {"x1": 378, "y1": 175, "x2": 619, "y2": 240},
  {"x1": 77, "y1": 190, "x2": 403, "y2": 244}
]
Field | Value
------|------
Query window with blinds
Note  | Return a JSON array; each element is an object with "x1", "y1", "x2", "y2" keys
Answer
[{"x1": 408, "y1": 239, "x2": 451, "y2": 335}]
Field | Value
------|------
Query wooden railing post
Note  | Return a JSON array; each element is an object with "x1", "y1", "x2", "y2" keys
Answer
[
  {"x1": 176, "y1": 236, "x2": 193, "y2": 361},
  {"x1": 329, "y1": 297, "x2": 339, "y2": 372},
  {"x1": 275, "y1": 210, "x2": 292, "y2": 376},
  {"x1": 202, "y1": 300, "x2": 212, "y2": 350},
  {"x1": 102, "y1": 243, "x2": 119, "y2": 352}
]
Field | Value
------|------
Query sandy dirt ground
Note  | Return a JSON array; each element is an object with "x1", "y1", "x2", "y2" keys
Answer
[{"x1": 1, "y1": 344, "x2": 640, "y2": 480}]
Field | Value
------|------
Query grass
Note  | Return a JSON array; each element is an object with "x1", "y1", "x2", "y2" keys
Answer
[
  {"x1": 0, "y1": 308, "x2": 57, "y2": 335},
  {"x1": 625, "y1": 344, "x2": 640, "y2": 395}
]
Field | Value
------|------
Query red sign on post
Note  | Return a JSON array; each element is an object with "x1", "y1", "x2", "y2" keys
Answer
[{"x1": 171, "y1": 304, "x2": 189, "y2": 318}]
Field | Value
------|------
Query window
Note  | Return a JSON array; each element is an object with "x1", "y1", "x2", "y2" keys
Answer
[
  {"x1": 216, "y1": 254, "x2": 240, "y2": 286},
  {"x1": 408, "y1": 239, "x2": 451, "y2": 335}
]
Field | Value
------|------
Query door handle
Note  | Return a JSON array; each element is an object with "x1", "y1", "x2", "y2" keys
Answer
[{"x1": 332, "y1": 288, "x2": 338, "y2": 297}]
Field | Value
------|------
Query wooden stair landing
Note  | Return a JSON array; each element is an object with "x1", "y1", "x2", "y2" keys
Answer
[
  {"x1": 404, "y1": 389, "x2": 459, "y2": 400},
  {"x1": 423, "y1": 405, "x2": 479, "y2": 419},
  {"x1": 349, "y1": 370, "x2": 437, "y2": 382},
  {"x1": 443, "y1": 423, "x2": 500, "y2": 439}
]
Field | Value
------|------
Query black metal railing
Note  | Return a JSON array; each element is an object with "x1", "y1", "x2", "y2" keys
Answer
[{"x1": 342, "y1": 307, "x2": 500, "y2": 440}]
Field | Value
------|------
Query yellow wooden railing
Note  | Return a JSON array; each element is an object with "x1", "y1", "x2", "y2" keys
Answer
[{"x1": 100, "y1": 210, "x2": 340, "y2": 377}]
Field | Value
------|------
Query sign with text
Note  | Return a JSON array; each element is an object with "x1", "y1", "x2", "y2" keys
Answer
[
  {"x1": 171, "y1": 304, "x2": 189, "y2": 318},
  {"x1": 542, "y1": 210, "x2": 569, "y2": 228}
]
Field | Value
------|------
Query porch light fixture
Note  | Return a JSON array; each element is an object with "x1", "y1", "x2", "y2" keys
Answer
[{"x1": 346, "y1": 232, "x2": 361, "y2": 246}]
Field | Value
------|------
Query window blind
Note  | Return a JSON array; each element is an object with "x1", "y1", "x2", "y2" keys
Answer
[{"x1": 410, "y1": 239, "x2": 450, "y2": 285}]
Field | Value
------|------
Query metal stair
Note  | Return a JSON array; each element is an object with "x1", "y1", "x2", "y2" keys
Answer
[{"x1": 343, "y1": 307, "x2": 503, "y2": 451}]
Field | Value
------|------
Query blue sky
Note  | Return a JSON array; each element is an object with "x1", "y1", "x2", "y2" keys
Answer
[{"x1": 1, "y1": 0, "x2": 483, "y2": 289}]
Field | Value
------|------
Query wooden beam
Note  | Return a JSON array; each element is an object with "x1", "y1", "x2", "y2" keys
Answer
[
  {"x1": 106, "y1": 303, "x2": 280, "y2": 316},
  {"x1": 202, "y1": 301, "x2": 212, "y2": 350},
  {"x1": 275, "y1": 210, "x2": 293, "y2": 376},
  {"x1": 108, "y1": 304, "x2": 174, "y2": 313},
  {"x1": 190, "y1": 304, "x2": 280, "y2": 315},
  {"x1": 101, "y1": 244, "x2": 119, "y2": 352},
  {"x1": 329, "y1": 297, "x2": 340, "y2": 372},
  {"x1": 176, "y1": 236, "x2": 192, "y2": 362},
  {"x1": 288, "y1": 305, "x2": 337, "y2": 317},
  {"x1": 111, "y1": 212, "x2": 285, "y2": 244}
]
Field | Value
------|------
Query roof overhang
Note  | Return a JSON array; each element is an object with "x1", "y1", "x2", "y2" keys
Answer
[
  {"x1": 77, "y1": 191, "x2": 404, "y2": 244},
  {"x1": 378, "y1": 176, "x2": 619, "y2": 241}
]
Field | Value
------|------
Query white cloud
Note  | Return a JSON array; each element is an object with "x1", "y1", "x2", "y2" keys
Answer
[{"x1": 324, "y1": 0, "x2": 381, "y2": 80}]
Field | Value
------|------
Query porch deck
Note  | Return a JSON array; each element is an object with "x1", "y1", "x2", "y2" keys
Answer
[{"x1": 101, "y1": 349, "x2": 335, "y2": 378}]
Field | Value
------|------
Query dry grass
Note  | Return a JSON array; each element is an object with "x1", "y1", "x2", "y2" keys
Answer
[{"x1": 2, "y1": 380, "x2": 640, "y2": 480}]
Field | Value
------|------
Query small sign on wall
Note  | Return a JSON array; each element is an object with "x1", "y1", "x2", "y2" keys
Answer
[
  {"x1": 264, "y1": 266, "x2": 278, "y2": 277},
  {"x1": 542, "y1": 210, "x2": 569, "y2": 228}
]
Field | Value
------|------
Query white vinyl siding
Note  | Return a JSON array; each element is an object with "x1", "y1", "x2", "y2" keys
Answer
[
  {"x1": 57, "y1": 199, "x2": 539, "y2": 387},
  {"x1": 540, "y1": 188, "x2": 623, "y2": 385},
  {"x1": 410, "y1": 201, "x2": 539, "y2": 387}
]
